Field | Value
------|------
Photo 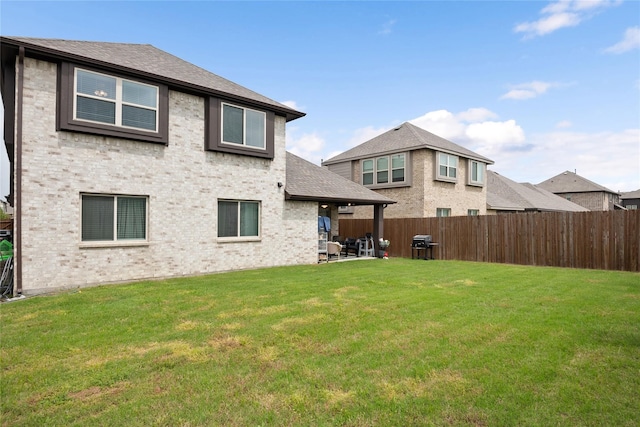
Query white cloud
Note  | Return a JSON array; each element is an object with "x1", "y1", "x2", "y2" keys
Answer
[
  {"x1": 286, "y1": 127, "x2": 326, "y2": 165},
  {"x1": 409, "y1": 110, "x2": 467, "y2": 140},
  {"x1": 501, "y1": 81, "x2": 557, "y2": 100},
  {"x1": 490, "y1": 128, "x2": 640, "y2": 191},
  {"x1": 280, "y1": 100, "x2": 300, "y2": 110},
  {"x1": 555, "y1": 120, "x2": 573, "y2": 128},
  {"x1": 455, "y1": 108, "x2": 498, "y2": 122},
  {"x1": 346, "y1": 125, "x2": 390, "y2": 148},
  {"x1": 603, "y1": 26, "x2": 640, "y2": 54},
  {"x1": 514, "y1": 0, "x2": 621, "y2": 39},
  {"x1": 409, "y1": 108, "x2": 529, "y2": 160},
  {"x1": 379, "y1": 19, "x2": 397, "y2": 35}
]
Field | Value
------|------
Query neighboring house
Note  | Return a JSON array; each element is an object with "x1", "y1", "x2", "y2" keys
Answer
[
  {"x1": 322, "y1": 122, "x2": 494, "y2": 218},
  {"x1": 1, "y1": 36, "x2": 393, "y2": 295},
  {"x1": 620, "y1": 190, "x2": 640, "y2": 210},
  {"x1": 0, "y1": 199, "x2": 13, "y2": 217},
  {"x1": 486, "y1": 170, "x2": 588, "y2": 214},
  {"x1": 537, "y1": 171, "x2": 624, "y2": 211}
]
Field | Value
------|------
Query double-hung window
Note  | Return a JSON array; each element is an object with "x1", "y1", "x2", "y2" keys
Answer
[
  {"x1": 362, "y1": 153, "x2": 406, "y2": 186},
  {"x1": 222, "y1": 103, "x2": 266, "y2": 149},
  {"x1": 437, "y1": 153, "x2": 458, "y2": 182},
  {"x1": 468, "y1": 160, "x2": 485, "y2": 186},
  {"x1": 218, "y1": 200, "x2": 260, "y2": 239},
  {"x1": 81, "y1": 194, "x2": 147, "y2": 243},
  {"x1": 75, "y1": 68, "x2": 159, "y2": 132}
]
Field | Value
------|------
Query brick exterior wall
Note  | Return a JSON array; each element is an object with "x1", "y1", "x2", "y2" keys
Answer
[
  {"x1": 345, "y1": 149, "x2": 487, "y2": 219},
  {"x1": 17, "y1": 57, "x2": 317, "y2": 294},
  {"x1": 557, "y1": 192, "x2": 609, "y2": 211}
]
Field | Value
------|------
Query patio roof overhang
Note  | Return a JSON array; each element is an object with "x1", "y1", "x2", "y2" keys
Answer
[{"x1": 285, "y1": 152, "x2": 396, "y2": 207}]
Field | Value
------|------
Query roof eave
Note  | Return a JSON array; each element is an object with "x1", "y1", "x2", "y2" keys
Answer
[
  {"x1": 324, "y1": 144, "x2": 493, "y2": 166},
  {"x1": 0, "y1": 36, "x2": 306, "y2": 122},
  {"x1": 285, "y1": 192, "x2": 396, "y2": 206}
]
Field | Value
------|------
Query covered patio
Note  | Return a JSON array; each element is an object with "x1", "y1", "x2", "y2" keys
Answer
[{"x1": 285, "y1": 153, "x2": 395, "y2": 262}]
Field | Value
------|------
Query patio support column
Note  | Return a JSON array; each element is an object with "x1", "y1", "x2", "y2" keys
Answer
[{"x1": 372, "y1": 204, "x2": 384, "y2": 251}]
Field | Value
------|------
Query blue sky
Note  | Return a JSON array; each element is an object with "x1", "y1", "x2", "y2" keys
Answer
[{"x1": 1, "y1": 0, "x2": 639, "y2": 198}]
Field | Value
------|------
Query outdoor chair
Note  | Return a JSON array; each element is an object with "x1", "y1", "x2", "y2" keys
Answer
[
  {"x1": 341, "y1": 238, "x2": 359, "y2": 257},
  {"x1": 357, "y1": 234, "x2": 375, "y2": 257}
]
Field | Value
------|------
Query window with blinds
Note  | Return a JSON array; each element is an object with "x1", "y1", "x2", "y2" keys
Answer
[
  {"x1": 81, "y1": 194, "x2": 147, "y2": 242},
  {"x1": 74, "y1": 69, "x2": 159, "y2": 132}
]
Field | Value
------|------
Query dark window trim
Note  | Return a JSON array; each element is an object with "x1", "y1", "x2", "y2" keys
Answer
[
  {"x1": 58, "y1": 62, "x2": 169, "y2": 145},
  {"x1": 206, "y1": 97, "x2": 275, "y2": 159}
]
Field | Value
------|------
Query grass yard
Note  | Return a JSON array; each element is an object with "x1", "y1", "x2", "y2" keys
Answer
[{"x1": 1, "y1": 259, "x2": 639, "y2": 426}]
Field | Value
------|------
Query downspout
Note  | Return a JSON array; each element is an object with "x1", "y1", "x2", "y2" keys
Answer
[{"x1": 14, "y1": 46, "x2": 24, "y2": 295}]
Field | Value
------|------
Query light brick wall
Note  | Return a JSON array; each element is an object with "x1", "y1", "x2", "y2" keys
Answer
[
  {"x1": 18, "y1": 57, "x2": 317, "y2": 294},
  {"x1": 557, "y1": 192, "x2": 608, "y2": 211},
  {"x1": 345, "y1": 149, "x2": 487, "y2": 219}
]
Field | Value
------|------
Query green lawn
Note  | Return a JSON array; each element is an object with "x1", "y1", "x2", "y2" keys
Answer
[{"x1": 1, "y1": 259, "x2": 639, "y2": 426}]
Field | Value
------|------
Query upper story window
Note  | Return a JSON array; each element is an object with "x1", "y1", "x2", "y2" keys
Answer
[
  {"x1": 436, "y1": 208, "x2": 451, "y2": 217},
  {"x1": 436, "y1": 153, "x2": 458, "y2": 182},
  {"x1": 59, "y1": 63, "x2": 169, "y2": 144},
  {"x1": 468, "y1": 160, "x2": 485, "y2": 186},
  {"x1": 222, "y1": 103, "x2": 266, "y2": 149},
  {"x1": 75, "y1": 69, "x2": 159, "y2": 132},
  {"x1": 206, "y1": 98, "x2": 275, "y2": 159},
  {"x1": 362, "y1": 153, "x2": 407, "y2": 187}
]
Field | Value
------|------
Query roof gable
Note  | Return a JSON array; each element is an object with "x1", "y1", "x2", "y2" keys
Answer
[
  {"x1": 1, "y1": 36, "x2": 304, "y2": 121},
  {"x1": 487, "y1": 170, "x2": 588, "y2": 212},
  {"x1": 323, "y1": 122, "x2": 493, "y2": 165},
  {"x1": 537, "y1": 171, "x2": 617, "y2": 195}
]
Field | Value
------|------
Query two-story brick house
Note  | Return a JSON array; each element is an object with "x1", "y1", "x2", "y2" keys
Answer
[
  {"x1": 1, "y1": 36, "x2": 393, "y2": 295},
  {"x1": 537, "y1": 171, "x2": 624, "y2": 211},
  {"x1": 322, "y1": 122, "x2": 494, "y2": 218}
]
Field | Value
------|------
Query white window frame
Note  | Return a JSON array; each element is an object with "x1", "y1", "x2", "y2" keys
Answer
[
  {"x1": 221, "y1": 102, "x2": 267, "y2": 150},
  {"x1": 73, "y1": 68, "x2": 159, "y2": 132},
  {"x1": 80, "y1": 194, "x2": 149, "y2": 246},
  {"x1": 468, "y1": 209, "x2": 480, "y2": 216},
  {"x1": 468, "y1": 160, "x2": 485, "y2": 187},
  {"x1": 436, "y1": 152, "x2": 458, "y2": 182},
  {"x1": 436, "y1": 208, "x2": 451, "y2": 217},
  {"x1": 217, "y1": 199, "x2": 261, "y2": 241},
  {"x1": 362, "y1": 153, "x2": 407, "y2": 187}
]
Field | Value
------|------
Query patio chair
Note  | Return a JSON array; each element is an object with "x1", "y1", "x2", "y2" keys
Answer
[{"x1": 357, "y1": 233, "x2": 375, "y2": 257}]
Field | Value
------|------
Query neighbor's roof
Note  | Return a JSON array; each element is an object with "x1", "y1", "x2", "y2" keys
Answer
[
  {"x1": 0, "y1": 36, "x2": 304, "y2": 122},
  {"x1": 487, "y1": 170, "x2": 589, "y2": 212},
  {"x1": 621, "y1": 189, "x2": 640, "y2": 199},
  {"x1": 322, "y1": 122, "x2": 493, "y2": 165},
  {"x1": 286, "y1": 152, "x2": 396, "y2": 205},
  {"x1": 537, "y1": 171, "x2": 618, "y2": 195}
]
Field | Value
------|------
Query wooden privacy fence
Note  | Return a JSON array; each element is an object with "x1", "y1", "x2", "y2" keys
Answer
[{"x1": 339, "y1": 210, "x2": 640, "y2": 272}]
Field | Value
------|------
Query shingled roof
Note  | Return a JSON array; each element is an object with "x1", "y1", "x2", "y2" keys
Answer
[
  {"x1": 286, "y1": 152, "x2": 395, "y2": 205},
  {"x1": 0, "y1": 36, "x2": 304, "y2": 121},
  {"x1": 323, "y1": 122, "x2": 493, "y2": 165},
  {"x1": 487, "y1": 170, "x2": 588, "y2": 212},
  {"x1": 537, "y1": 171, "x2": 618, "y2": 195}
]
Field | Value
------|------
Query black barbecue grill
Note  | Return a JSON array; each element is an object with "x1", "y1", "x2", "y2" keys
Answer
[{"x1": 411, "y1": 234, "x2": 438, "y2": 260}]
